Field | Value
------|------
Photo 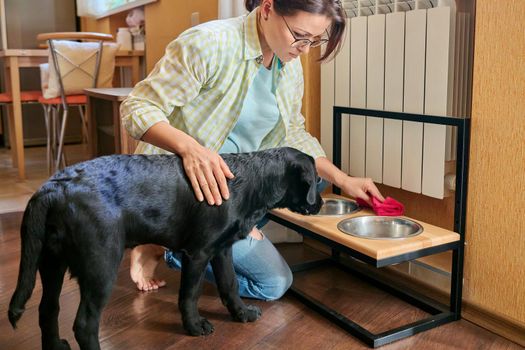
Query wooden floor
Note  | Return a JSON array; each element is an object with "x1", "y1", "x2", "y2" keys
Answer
[
  {"x1": 0, "y1": 212, "x2": 522, "y2": 350},
  {"x1": 0, "y1": 145, "x2": 89, "y2": 214}
]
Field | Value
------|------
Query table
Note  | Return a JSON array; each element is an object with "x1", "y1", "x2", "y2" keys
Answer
[
  {"x1": 84, "y1": 87, "x2": 138, "y2": 157},
  {"x1": 0, "y1": 49, "x2": 143, "y2": 180}
]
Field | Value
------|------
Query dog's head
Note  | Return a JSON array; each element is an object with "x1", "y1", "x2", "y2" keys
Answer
[{"x1": 279, "y1": 148, "x2": 324, "y2": 215}]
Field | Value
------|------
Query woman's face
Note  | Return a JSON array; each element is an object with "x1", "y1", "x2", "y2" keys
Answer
[{"x1": 260, "y1": 1, "x2": 332, "y2": 62}]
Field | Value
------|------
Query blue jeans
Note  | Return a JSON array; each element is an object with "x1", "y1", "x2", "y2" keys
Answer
[{"x1": 164, "y1": 179, "x2": 328, "y2": 301}]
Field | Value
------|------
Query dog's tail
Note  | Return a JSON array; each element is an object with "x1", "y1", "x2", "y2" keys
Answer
[{"x1": 8, "y1": 193, "x2": 49, "y2": 329}]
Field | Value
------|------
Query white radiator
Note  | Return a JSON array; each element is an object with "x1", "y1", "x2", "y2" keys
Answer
[{"x1": 320, "y1": 0, "x2": 470, "y2": 199}]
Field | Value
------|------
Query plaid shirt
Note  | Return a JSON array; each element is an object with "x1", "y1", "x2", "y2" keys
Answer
[{"x1": 120, "y1": 9, "x2": 325, "y2": 159}]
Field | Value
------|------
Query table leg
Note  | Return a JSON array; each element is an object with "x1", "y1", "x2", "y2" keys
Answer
[
  {"x1": 6, "y1": 57, "x2": 25, "y2": 180},
  {"x1": 112, "y1": 100, "x2": 122, "y2": 153},
  {"x1": 131, "y1": 56, "x2": 140, "y2": 86}
]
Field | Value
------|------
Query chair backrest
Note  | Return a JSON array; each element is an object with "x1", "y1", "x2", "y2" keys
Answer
[
  {"x1": 37, "y1": 32, "x2": 118, "y2": 106},
  {"x1": 36, "y1": 32, "x2": 114, "y2": 42}
]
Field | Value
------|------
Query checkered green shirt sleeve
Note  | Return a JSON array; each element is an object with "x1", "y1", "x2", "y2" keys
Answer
[
  {"x1": 121, "y1": 10, "x2": 326, "y2": 159},
  {"x1": 284, "y1": 68, "x2": 325, "y2": 158},
  {"x1": 121, "y1": 28, "x2": 219, "y2": 140}
]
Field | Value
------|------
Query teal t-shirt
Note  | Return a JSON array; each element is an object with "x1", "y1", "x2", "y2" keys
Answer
[{"x1": 219, "y1": 59, "x2": 281, "y2": 154}]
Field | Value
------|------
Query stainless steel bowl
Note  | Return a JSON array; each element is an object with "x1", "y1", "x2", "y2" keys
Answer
[
  {"x1": 315, "y1": 198, "x2": 360, "y2": 216},
  {"x1": 337, "y1": 216, "x2": 423, "y2": 239}
]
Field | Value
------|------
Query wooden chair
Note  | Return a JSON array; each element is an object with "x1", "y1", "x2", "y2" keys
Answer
[{"x1": 36, "y1": 32, "x2": 115, "y2": 173}]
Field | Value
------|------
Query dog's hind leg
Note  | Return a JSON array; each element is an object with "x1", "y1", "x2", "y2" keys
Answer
[
  {"x1": 39, "y1": 251, "x2": 70, "y2": 350},
  {"x1": 72, "y1": 248, "x2": 123, "y2": 350},
  {"x1": 179, "y1": 253, "x2": 214, "y2": 336},
  {"x1": 210, "y1": 247, "x2": 262, "y2": 323}
]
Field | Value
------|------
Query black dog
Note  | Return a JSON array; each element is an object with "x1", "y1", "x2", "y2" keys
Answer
[{"x1": 8, "y1": 147, "x2": 323, "y2": 350}]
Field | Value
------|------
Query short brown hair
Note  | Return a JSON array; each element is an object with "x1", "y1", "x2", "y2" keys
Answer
[{"x1": 245, "y1": 0, "x2": 346, "y2": 61}]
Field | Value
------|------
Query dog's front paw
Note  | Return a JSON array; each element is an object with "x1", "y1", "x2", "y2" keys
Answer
[
  {"x1": 184, "y1": 317, "x2": 214, "y2": 336},
  {"x1": 233, "y1": 305, "x2": 262, "y2": 323}
]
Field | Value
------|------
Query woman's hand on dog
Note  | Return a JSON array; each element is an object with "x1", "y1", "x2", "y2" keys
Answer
[
  {"x1": 139, "y1": 122, "x2": 234, "y2": 205},
  {"x1": 340, "y1": 176, "x2": 385, "y2": 206},
  {"x1": 180, "y1": 142, "x2": 235, "y2": 205}
]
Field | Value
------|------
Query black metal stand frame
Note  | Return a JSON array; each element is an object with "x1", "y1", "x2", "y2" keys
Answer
[{"x1": 267, "y1": 107, "x2": 470, "y2": 348}]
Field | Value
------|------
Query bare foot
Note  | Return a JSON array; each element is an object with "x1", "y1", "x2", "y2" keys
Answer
[
  {"x1": 130, "y1": 244, "x2": 167, "y2": 291},
  {"x1": 249, "y1": 227, "x2": 264, "y2": 240}
]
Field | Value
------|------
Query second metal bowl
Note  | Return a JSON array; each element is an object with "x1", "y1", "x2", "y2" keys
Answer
[
  {"x1": 315, "y1": 198, "x2": 360, "y2": 216},
  {"x1": 337, "y1": 216, "x2": 423, "y2": 240}
]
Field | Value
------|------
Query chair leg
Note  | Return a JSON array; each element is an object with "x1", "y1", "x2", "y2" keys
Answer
[
  {"x1": 49, "y1": 105, "x2": 59, "y2": 172},
  {"x1": 55, "y1": 107, "x2": 69, "y2": 172},
  {"x1": 50, "y1": 105, "x2": 58, "y2": 172},
  {"x1": 78, "y1": 105, "x2": 88, "y2": 144},
  {"x1": 55, "y1": 105, "x2": 66, "y2": 170},
  {"x1": 41, "y1": 104, "x2": 52, "y2": 175}
]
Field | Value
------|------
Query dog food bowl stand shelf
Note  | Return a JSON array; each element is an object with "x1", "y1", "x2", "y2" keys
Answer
[
  {"x1": 268, "y1": 194, "x2": 460, "y2": 348},
  {"x1": 266, "y1": 106, "x2": 470, "y2": 348}
]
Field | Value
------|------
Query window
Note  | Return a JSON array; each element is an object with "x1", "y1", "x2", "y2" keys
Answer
[{"x1": 76, "y1": 0, "x2": 156, "y2": 19}]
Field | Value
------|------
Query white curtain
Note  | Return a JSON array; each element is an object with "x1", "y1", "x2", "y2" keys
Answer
[
  {"x1": 76, "y1": 0, "x2": 108, "y2": 17},
  {"x1": 218, "y1": 0, "x2": 247, "y2": 19}
]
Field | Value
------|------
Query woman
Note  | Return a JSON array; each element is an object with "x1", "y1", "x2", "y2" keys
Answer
[{"x1": 121, "y1": 0, "x2": 384, "y2": 298}]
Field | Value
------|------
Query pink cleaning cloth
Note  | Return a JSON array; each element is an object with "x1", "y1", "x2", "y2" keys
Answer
[{"x1": 356, "y1": 196, "x2": 405, "y2": 216}]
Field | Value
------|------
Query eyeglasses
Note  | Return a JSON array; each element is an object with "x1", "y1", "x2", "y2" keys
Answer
[{"x1": 281, "y1": 16, "x2": 329, "y2": 48}]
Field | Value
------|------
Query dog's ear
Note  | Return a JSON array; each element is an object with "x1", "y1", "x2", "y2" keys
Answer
[
  {"x1": 284, "y1": 147, "x2": 318, "y2": 205},
  {"x1": 306, "y1": 176, "x2": 317, "y2": 205},
  {"x1": 296, "y1": 155, "x2": 317, "y2": 205}
]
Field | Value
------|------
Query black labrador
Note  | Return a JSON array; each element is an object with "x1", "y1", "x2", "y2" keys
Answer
[{"x1": 8, "y1": 147, "x2": 323, "y2": 350}]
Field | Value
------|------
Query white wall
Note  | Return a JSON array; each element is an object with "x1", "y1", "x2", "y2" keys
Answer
[{"x1": 218, "y1": 0, "x2": 246, "y2": 19}]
